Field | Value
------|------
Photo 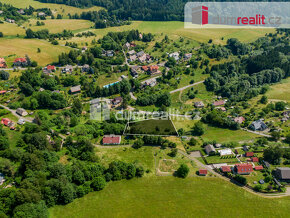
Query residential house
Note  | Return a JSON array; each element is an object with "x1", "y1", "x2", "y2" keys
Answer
[
  {"x1": 130, "y1": 66, "x2": 139, "y2": 77},
  {"x1": 0, "y1": 173, "x2": 5, "y2": 185},
  {"x1": 234, "y1": 164, "x2": 253, "y2": 175},
  {"x1": 194, "y1": 101, "x2": 204, "y2": 108},
  {"x1": 17, "y1": 119, "x2": 26, "y2": 125},
  {"x1": 184, "y1": 53, "x2": 192, "y2": 60},
  {"x1": 255, "y1": 166, "x2": 264, "y2": 171},
  {"x1": 221, "y1": 166, "x2": 232, "y2": 173},
  {"x1": 213, "y1": 100, "x2": 226, "y2": 107},
  {"x1": 39, "y1": 88, "x2": 45, "y2": 92},
  {"x1": 38, "y1": 12, "x2": 46, "y2": 17},
  {"x1": 43, "y1": 65, "x2": 55, "y2": 74},
  {"x1": 249, "y1": 120, "x2": 268, "y2": 131},
  {"x1": 245, "y1": 152, "x2": 254, "y2": 157},
  {"x1": 1, "y1": 118, "x2": 12, "y2": 127},
  {"x1": 124, "y1": 42, "x2": 131, "y2": 50},
  {"x1": 0, "y1": 11, "x2": 3, "y2": 15},
  {"x1": 199, "y1": 169, "x2": 207, "y2": 176},
  {"x1": 112, "y1": 97, "x2": 123, "y2": 106},
  {"x1": 106, "y1": 50, "x2": 114, "y2": 57},
  {"x1": 102, "y1": 135, "x2": 121, "y2": 145},
  {"x1": 234, "y1": 116, "x2": 245, "y2": 124},
  {"x1": 70, "y1": 85, "x2": 81, "y2": 94},
  {"x1": 62, "y1": 65, "x2": 73, "y2": 74},
  {"x1": 136, "y1": 51, "x2": 145, "y2": 57},
  {"x1": 0, "y1": 90, "x2": 6, "y2": 95},
  {"x1": 142, "y1": 66, "x2": 149, "y2": 72},
  {"x1": 216, "y1": 107, "x2": 226, "y2": 112},
  {"x1": 169, "y1": 52, "x2": 180, "y2": 61},
  {"x1": 275, "y1": 167, "x2": 290, "y2": 181},
  {"x1": 138, "y1": 54, "x2": 147, "y2": 63},
  {"x1": 82, "y1": 64, "x2": 90, "y2": 73},
  {"x1": 6, "y1": 19, "x2": 15, "y2": 23},
  {"x1": 129, "y1": 55, "x2": 137, "y2": 62},
  {"x1": 82, "y1": 46, "x2": 87, "y2": 52},
  {"x1": 0, "y1": 58, "x2": 7, "y2": 68},
  {"x1": 149, "y1": 65, "x2": 159, "y2": 74},
  {"x1": 205, "y1": 144, "x2": 216, "y2": 155},
  {"x1": 251, "y1": 157, "x2": 259, "y2": 162},
  {"x1": 142, "y1": 78, "x2": 157, "y2": 87},
  {"x1": 130, "y1": 42, "x2": 136, "y2": 47},
  {"x1": 218, "y1": 148, "x2": 233, "y2": 156},
  {"x1": 17, "y1": 9, "x2": 25, "y2": 15},
  {"x1": 16, "y1": 108, "x2": 28, "y2": 117},
  {"x1": 13, "y1": 58, "x2": 28, "y2": 67},
  {"x1": 127, "y1": 50, "x2": 136, "y2": 56}
]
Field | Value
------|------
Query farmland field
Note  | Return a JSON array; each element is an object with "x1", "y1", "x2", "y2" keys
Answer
[
  {"x1": 49, "y1": 176, "x2": 290, "y2": 218},
  {"x1": 265, "y1": 78, "x2": 290, "y2": 102},
  {"x1": 22, "y1": 19, "x2": 94, "y2": 34},
  {"x1": 0, "y1": 0, "x2": 103, "y2": 17}
]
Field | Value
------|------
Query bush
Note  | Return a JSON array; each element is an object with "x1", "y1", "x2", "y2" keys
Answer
[
  {"x1": 234, "y1": 175, "x2": 247, "y2": 185},
  {"x1": 91, "y1": 177, "x2": 106, "y2": 191}
]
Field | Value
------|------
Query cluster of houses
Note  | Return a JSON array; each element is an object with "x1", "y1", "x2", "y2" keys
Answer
[
  {"x1": 130, "y1": 65, "x2": 160, "y2": 78},
  {"x1": 281, "y1": 111, "x2": 290, "y2": 122},
  {"x1": 127, "y1": 50, "x2": 152, "y2": 63}
]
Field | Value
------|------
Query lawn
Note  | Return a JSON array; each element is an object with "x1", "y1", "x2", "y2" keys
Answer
[
  {"x1": 22, "y1": 19, "x2": 94, "y2": 34},
  {"x1": 0, "y1": 0, "x2": 103, "y2": 17},
  {"x1": 201, "y1": 125, "x2": 260, "y2": 144},
  {"x1": 125, "y1": 119, "x2": 178, "y2": 136},
  {"x1": 0, "y1": 38, "x2": 71, "y2": 66},
  {"x1": 49, "y1": 176, "x2": 290, "y2": 218},
  {"x1": 0, "y1": 23, "x2": 26, "y2": 36}
]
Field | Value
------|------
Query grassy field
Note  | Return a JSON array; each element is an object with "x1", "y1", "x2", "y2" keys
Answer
[
  {"x1": 265, "y1": 78, "x2": 290, "y2": 102},
  {"x1": 201, "y1": 125, "x2": 260, "y2": 144},
  {"x1": 61, "y1": 21, "x2": 275, "y2": 47},
  {"x1": 0, "y1": 0, "x2": 103, "y2": 17},
  {"x1": 125, "y1": 119, "x2": 178, "y2": 136},
  {"x1": 0, "y1": 38, "x2": 71, "y2": 66},
  {"x1": 49, "y1": 176, "x2": 290, "y2": 218},
  {"x1": 0, "y1": 23, "x2": 25, "y2": 36},
  {"x1": 22, "y1": 19, "x2": 94, "y2": 34}
]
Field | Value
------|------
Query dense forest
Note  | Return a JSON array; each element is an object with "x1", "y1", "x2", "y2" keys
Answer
[{"x1": 36, "y1": 0, "x2": 289, "y2": 21}]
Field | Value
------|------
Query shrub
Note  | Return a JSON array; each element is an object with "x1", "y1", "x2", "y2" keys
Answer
[{"x1": 176, "y1": 164, "x2": 189, "y2": 178}]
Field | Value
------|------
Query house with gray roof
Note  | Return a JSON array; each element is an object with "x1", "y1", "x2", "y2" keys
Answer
[
  {"x1": 0, "y1": 173, "x2": 5, "y2": 185},
  {"x1": 276, "y1": 167, "x2": 290, "y2": 181},
  {"x1": 205, "y1": 144, "x2": 216, "y2": 155},
  {"x1": 249, "y1": 120, "x2": 268, "y2": 131}
]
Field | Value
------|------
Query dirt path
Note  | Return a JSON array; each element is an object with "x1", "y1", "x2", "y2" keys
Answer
[{"x1": 170, "y1": 80, "x2": 204, "y2": 94}]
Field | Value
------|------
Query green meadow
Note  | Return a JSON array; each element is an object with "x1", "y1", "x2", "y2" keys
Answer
[{"x1": 49, "y1": 176, "x2": 290, "y2": 218}]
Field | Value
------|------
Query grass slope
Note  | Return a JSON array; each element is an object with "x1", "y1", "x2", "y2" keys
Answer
[
  {"x1": 23, "y1": 19, "x2": 94, "y2": 34},
  {"x1": 266, "y1": 77, "x2": 290, "y2": 102},
  {"x1": 0, "y1": 0, "x2": 103, "y2": 17},
  {"x1": 0, "y1": 23, "x2": 25, "y2": 36},
  {"x1": 0, "y1": 38, "x2": 71, "y2": 66},
  {"x1": 49, "y1": 176, "x2": 290, "y2": 218}
]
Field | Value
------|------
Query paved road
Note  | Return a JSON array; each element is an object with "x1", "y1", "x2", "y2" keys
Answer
[{"x1": 170, "y1": 80, "x2": 204, "y2": 94}]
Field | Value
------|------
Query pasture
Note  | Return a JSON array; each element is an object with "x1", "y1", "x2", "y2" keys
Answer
[
  {"x1": 0, "y1": 38, "x2": 71, "y2": 66},
  {"x1": 49, "y1": 176, "x2": 290, "y2": 218},
  {"x1": 265, "y1": 77, "x2": 290, "y2": 102}
]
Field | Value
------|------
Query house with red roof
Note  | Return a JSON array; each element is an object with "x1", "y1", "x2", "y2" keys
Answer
[
  {"x1": 255, "y1": 165, "x2": 264, "y2": 171},
  {"x1": 141, "y1": 66, "x2": 149, "y2": 71},
  {"x1": 221, "y1": 166, "x2": 232, "y2": 173},
  {"x1": 149, "y1": 65, "x2": 159, "y2": 74},
  {"x1": 13, "y1": 58, "x2": 28, "y2": 67},
  {"x1": 234, "y1": 164, "x2": 253, "y2": 175},
  {"x1": 102, "y1": 135, "x2": 121, "y2": 145},
  {"x1": 245, "y1": 152, "x2": 254, "y2": 157},
  {"x1": 0, "y1": 58, "x2": 7, "y2": 68},
  {"x1": 251, "y1": 157, "x2": 259, "y2": 162},
  {"x1": 199, "y1": 169, "x2": 207, "y2": 176},
  {"x1": 234, "y1": 116, "x2": 245, "y2": 124},
  {"x1": 1, "y1": 118, "x2": 15, "y2": 129},
  {"x1": 0, "y1": 90, "x2": 6, "y2": 95}
]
